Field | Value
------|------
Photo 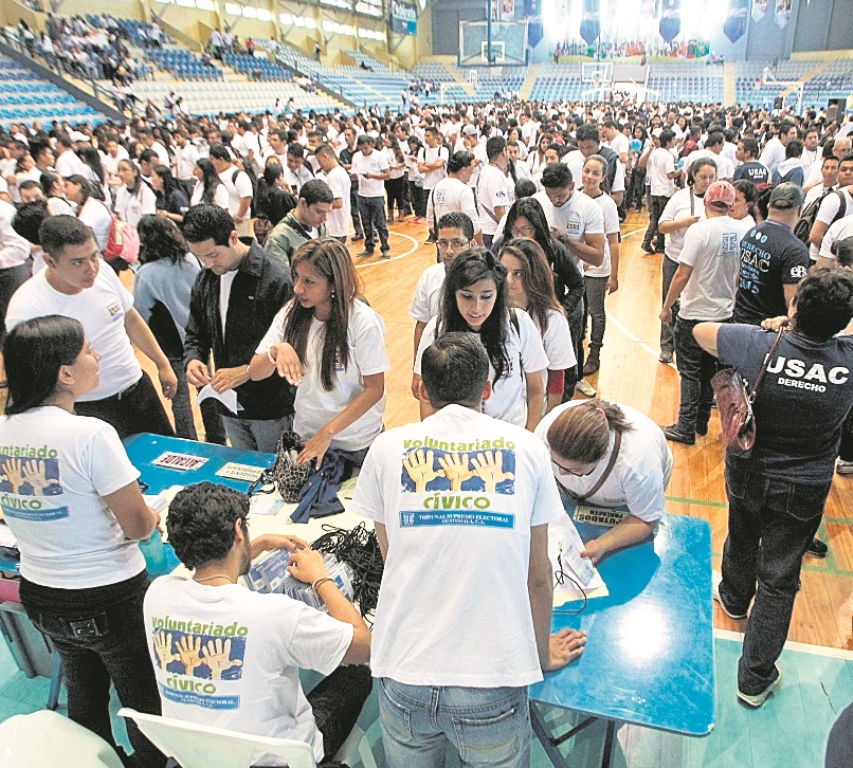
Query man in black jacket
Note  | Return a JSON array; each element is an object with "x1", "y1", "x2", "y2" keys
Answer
[{"x1": 183, "y1": 204, "x2": 294, "y2": 452}]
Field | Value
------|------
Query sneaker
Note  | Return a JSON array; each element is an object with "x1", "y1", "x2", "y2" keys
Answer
[
  {"x1": 661, "y1": 424, "x2": 695, "y2": 445},
  {"x1": 659, "y1": 350, "x2": 673, "y2": 364},
  {"x1": 380, "y1": 247, "x2": 391, "y2": 258},
  {"x1": 737, "y1": 665, "x2": 782, "y2": 708},
  {"x1": 352, "y1": 234, "x2": 364, "y2": 242},
  {"x1": 576, "y1": 379, "x2": 597, "y2": 397},
  {"x1": 356, "y1": 249, "x2": 374, "y2": 257},
  {"x1": 806, "y1": 538, "x2": 828, "y2": 557},
  {"x1": 641, "y1": 242, "x2": 655, "y2": 255},
  {"x1": 712, "y1": 571, "x2": 747, "y2": 620},
  {"x1": 837, "y1": 459, "x2": 853, "y2": 475},
  {"x1": 408, "y1": 216, "x2": 420, "y2": 223}
]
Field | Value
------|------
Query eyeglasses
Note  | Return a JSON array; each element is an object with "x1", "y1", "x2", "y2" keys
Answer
[
  {"x1": 511, "y1": 225, "x2": 535, "y2": 237},
  {"x1": 436, "y1": 239, "x2": 470, "y2": 250}
]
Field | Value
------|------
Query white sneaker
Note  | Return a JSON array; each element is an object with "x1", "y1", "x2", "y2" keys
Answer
[
  {"x1": 576, "y1": 379, "x2": 597, "y2": 398},
  {"x1": 836, "y1": 459, "x2": 853, "y2": 476},
  {"x1": 737, "y1": 664, "x2": 782, "y2": 708},
  {"x1": 712, "y1": 571, "x2": 747, "y2": 620}
]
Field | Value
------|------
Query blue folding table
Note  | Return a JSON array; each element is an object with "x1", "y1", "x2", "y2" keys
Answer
[{"x1": 529, "y1": 510, "x2": 714, "y2": 768}]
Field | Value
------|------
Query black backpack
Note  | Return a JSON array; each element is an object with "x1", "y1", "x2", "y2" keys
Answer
[
  {"x1": 794, "y1": 189, "x2": 847, "y2": 245},
  {"x1": 232, "y1": 167, "x2": 259, "y2": 218},
  {"x1": 596, "y1": 145, "x2": 619, "y2": 195}
]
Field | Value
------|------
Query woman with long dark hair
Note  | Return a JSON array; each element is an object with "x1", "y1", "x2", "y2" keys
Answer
[
  {"x1": 413, "y1": 248, "x2": 548, "y2": 430},
  {"x1": 382, "y1": 133, "x2": 406, "y2": 222},
  {"x1": 151, "y1": 164, "x2": 189, "y2": 225},
  {"x1": 250, "y1": 238, "x2": 389, "y2": 468},
  {"x1": 1, "y1": 315, "x2": 164, "y2": 767},
  {"x1": 115, "y1": 158, "x2": 156, "y2": 226},
  {"x1": 41, "y1": 171, "x2": 75, "y2": 216},
  {"x1": 190, "y1": 157, "x2": 229, "y2": 208},
  {"x1": 64, "y1": 174, "x2": 112, "y2": 251},
  {"x1": 76, "y1": 145, "x2": 110, "y2": 204},
  {"x1": 253, "y1": 159, "x2": 297, "y2": 246}
]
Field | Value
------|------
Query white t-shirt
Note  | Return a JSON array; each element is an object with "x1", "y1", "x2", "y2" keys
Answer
[
  {"x1": 218, "y1": 167, "x2": 253, "y2": 217},
  {"x1": 532, "y1": 189, "x2": 605, "y2": 268},
  {"x1": 115, "y1": 184, "x2": 157, "y2": 227},
  {"x1": 101, "y1": 147, "x2": 129, "y2": 177},
  {"x1": 144, "y1": 575, "x2": 352, "y2": 765},
  {"x1": 381, "y1": 146, "x2": 405, "y2": 180},
  {"x1": 6, "y1": 264, "x2": 142, "y2": 400},
  {"x1": 819, "y1": 214, "x2": 853, "y2": 260},
  {"x1": 351, "y1": 404, "x2": 564, "y2": 687},
  {"x1": 535, "y1": 401, "x2": 671, "y2": 523},
  {"x1": 318, "y1": 164, "x2": 351, "y2": 238},
  {"x1": 191, "y1": 181, "x2": 230, "y2": 209},
  {"x1": 685, "y1": 149, "x2": 734, "y2": 180},
  {"x1": 409, "y1": 263, "x2": 445, "y2": 324},
  {"x1": 282, "y1": 165, "x2": 314, "y2": 195},
  {"x1": 476, "y1": 165, "x2": 514, "y2": 237},
  {"x1": 78, "y1": 198, "x2": 112, "y2": 252},
  {"x1": 804, "y1": 183, "x2": 835, "y2": 208},
  {"x1": 415, "y1": 310, "x2": 548, "y2": 428},
  {"x1": 173, "y1": 143, "x2": 200, "y2": 181},
  {"x1": 607, "y1": 133, "x2": 630, "y2": 164},
  {"x1": 758, "y1": 137, "x2": 785, "y2": 175},
  {"x1": 351, "y1": 150, "x2": 389, "y2": 198},
  {"x1": 648, "y1": 147, "x2": 676, "y2": 197},
  {"x1": 562, "y1": 150, "x2": 625, "y2": 195},
  {"x1": 257, "y1": 300, "x2": 389, "y2": 451},
  {"x1": 534, "y1": 308, "x2": 576, "y2": 388},
  {"x1": 47, "y1": 197, "x2": 76, "y2": 217},
  {"x1": 659, "y1": 188, "x2": 707, "y2": 262},
  {"x1": 582, "y1": 190, "x2": 619, "y2": 278},
  {"x1": 426, "y1": 177, "x2": 480, "y2": 233},
  {"x1": 810, "y1": 187, "x2": 853, "y2": 259},
  {"x1": 55, "y1": 150, "x2": 87, "y2": 179},
  {"x1": 0, "y1": 407, "x2": 143, "y2": 588},
  {"x1": 677, "y1": 214, "x2": 752, "y2": 321},
  {"x1": 417, "y1": 145, "x2": 449, "y2": 189}
]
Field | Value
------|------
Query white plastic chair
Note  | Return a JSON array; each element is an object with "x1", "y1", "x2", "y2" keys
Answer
[
  {"x1": 0, "y1": 710, "x2": 124, "y2": 768},
  {"x1": 117, "y1": 708, "x2": 315, "y2": 768}
]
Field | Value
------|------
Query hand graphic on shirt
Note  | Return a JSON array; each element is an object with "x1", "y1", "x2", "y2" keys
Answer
[
  {"x1": 402, "y1": 449, "x2": 442, "y2": 493},
  {"x1": 153, "y1": 632, "x2": 180, "y2": 670},
  {"x1": 471, "y1": 451, "x2": 514, "y2": 493},
  {"x1": 437, "y1": 452, "x2": 475, "y2": 491},
  {"x1": 202, "y1": 638, "x2": 243, "y2": 680},
  {"x1": 176, "y1": 634, "x2": 203, "y2": 676},
  {"x1": 22, "y1": 460, "x2": 59, "y2": 495},
  {"x1": 1, "y1": 459, "x2": 27, "y2": 493}
]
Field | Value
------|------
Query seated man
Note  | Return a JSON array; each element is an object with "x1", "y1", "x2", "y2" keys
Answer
[{"x1": 143, "y1": 482, "x2": 372, "y2": 766}]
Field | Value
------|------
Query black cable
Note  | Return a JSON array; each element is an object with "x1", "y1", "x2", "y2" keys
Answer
[
  {"x1": 554, "y1": 554, "x2": 588, "y2": 615},
  {"x1": 311, "y1": 523, "x2": 384, "y2": 623}
]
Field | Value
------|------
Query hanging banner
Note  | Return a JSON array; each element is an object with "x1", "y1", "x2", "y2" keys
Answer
[
  {"x1": 752, "y1": 0, "x2": 768, "y2": 22},
  {"x1": 724, "y1": 0, "x2": 749, "y2": 43},
  {"x1": 775, "y1": 0, "x2": 792, "y2": 28},
  {"x1": 579, "y1": 0, "x2": 600, "y2": 45},
  {"x1": 389, "y1": 0, "x2": 417, "y2": 36},
  {"x1": 659, "y1": 0, "x2": 680, "y2": 44}
]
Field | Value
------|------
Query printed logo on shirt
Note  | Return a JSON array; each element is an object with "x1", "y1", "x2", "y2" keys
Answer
[
  {"x1": 722, "y1": 232, "x2": 740, "y2": 257},
  {"x1": 766, "y1": 356, "x2": 850, "y2": 393},
  {"x1": 106, "y1": 301, "x2": 122, "y2": 320},
  {"x1": 149, "y1": 621, "x2": 248, "y2": 710},
  {"x1": 0, "y1": 455, "x2": 62, "y2": 496}
]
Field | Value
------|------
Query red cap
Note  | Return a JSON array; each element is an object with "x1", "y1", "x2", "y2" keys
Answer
[{"x1": 704, "y1": 180, "x2": 736, "y2": 209}]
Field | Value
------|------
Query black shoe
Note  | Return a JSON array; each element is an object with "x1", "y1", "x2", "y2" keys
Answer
[
  {"x1": 806, "y1": 538, "x2": 828, "y2": 557},
  {"x1": 425, "y1": 236, "x2": 436, "y2": 244},
  {"x1": 696, "y1": 421, "x2": 709, "y2": 437},
  {"x1": 356, "y1": 249, "x2": 374, "y2": 257},
  {"x1": 352, "y1": 234, "x2": 364, "y2": 242},
  {"x1": 641, "y1": 241, "x2": 655, "y2": 255},
  {"x1": 661, "y1": 424, "x2": 695, "y2": 445},
  {"x1": 659, "y1": 350, "x2": 673, "y2": 364},
  {"x1": 654, "y1": 244, "x2": 666, "y2": 253}
]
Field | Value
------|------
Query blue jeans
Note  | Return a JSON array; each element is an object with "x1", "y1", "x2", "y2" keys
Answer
[
  {"x1": 673, "y1": 316, "x2": 720, "y2": 433},
  {"x1": 221, "y1": 413, "x2": 293, "y2": 454},
  {"x1": 720, "y1": 457, "x2": 831, "y2": 695},
  {"x1": 357, "y1": 195, "x2": 389, "y2": 251},
  {"x1": 660, "y1": 255, "x2": 679, "y2": 356},
  {"x1": 19, "y1": 571, "x2": 165, "y2": 767},
  {"x1": 378, "y1": 678, "x2": 530, "y2": 768}
]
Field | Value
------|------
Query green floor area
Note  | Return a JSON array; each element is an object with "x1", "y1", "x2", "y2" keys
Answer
[{"x1": 1, "y1": 633, "x2": 850, "y2": 767}]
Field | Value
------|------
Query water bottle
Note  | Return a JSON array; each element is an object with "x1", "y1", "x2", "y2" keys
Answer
[{"x1": 140, "y1": 528, "x2": 167, "y2": 576}]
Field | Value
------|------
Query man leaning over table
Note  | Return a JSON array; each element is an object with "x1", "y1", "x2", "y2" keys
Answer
[{"x1": 351, "y1": 331, "x2": 587, "y2": 768}]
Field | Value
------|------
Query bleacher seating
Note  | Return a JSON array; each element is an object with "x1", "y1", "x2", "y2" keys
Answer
[
  {"x1": 0, "y1": 54, "x2": 105, "y2": 130},
  {"x1": 145, "y1": 48, "x2": 223, "y2": 81},
  {"x1": 647, "y1": 62, "x2": 723, "y2": 103},
  {"x1": 222, "y1": 53, "x2": 292, "y2": 82}
]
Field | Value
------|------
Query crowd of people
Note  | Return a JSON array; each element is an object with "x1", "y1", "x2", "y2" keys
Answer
[{"x1": 0, "y1": 83, "x2": 851, "y2": 767}]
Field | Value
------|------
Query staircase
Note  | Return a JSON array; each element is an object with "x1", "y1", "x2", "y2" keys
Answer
[
  {"x1": 781, "y1": 59, "x2": 831, "y2": 99},
  {"x1": 519, "y1": 63, "x2": 540, "y2": 101}
]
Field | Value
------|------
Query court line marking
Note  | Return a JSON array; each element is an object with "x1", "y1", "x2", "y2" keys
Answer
[
  {"x1": 353, "y1": 231, "x2": 419, "y2": 269},
  {"x1": 714, "y1": 628, "x2": 853, "y2": 660},
  {"x1": 665, "y1": 496, "x2": 728, "y2": 508},
  {"x1": 605, "y1": 310, "x2": 677, "y2": 371}
]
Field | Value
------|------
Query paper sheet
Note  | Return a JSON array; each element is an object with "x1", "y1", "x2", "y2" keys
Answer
[
  {"x1": 0, "y1": 523, "x2": 16, "y2": 549},
  {"x1": 195, "y1": 384, "x2": 239, "y2": 414},
  {"x1": 548, "y1": 512, "x2": 608, "y2": 607}
]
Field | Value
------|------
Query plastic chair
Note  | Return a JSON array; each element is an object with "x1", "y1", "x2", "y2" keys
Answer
[
  {"x1": 118, "y1": 708, "x2": 316, "y2": 768},
  {"x1": 0, "y1": 710, "x2": 124, "y2": 768}
]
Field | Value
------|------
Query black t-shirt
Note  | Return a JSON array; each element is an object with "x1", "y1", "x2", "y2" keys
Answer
[
  {"x1": 733, "y1": 220, "x2": 810, "y2": 325},
  {"x1": 718, "y1": 325, "x2": 853, "y2": 483},
  {"x1": 733, "y1": 161, "x2": 770, "y2": 188}
]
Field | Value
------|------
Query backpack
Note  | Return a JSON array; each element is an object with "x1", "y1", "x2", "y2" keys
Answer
[
  {"x1": 794, "y1": 189, "x2": 847, "y2": 245},
  {"x1": 102, "y1": 213, "x2": 140, "y2": 273},
  {"x1": 232, "y1": 167, "x2": 258, "y2": 218},
  {"x1": 596, "y1": 145, "x2": 619, "y2": 194}
]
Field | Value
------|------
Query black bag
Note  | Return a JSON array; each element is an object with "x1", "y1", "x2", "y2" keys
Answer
[{"x1": 794, "y1": 189, "x2": 847, "y2": 245}]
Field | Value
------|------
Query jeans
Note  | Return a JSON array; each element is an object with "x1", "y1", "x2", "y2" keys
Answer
[
  {"x1": 660, "y1": 255, "x2": 680, "y2": 356},
  {"x1": 413, "y1": 184, "x2": 428, "y2": 218},
  {"x1": 168, "y1": 358, "x2": 197, "y2": 441},
  {"x1": 644, "y1": 194, "x2": 670, "y2": 249},
  {"x1": 384, "y1": 177, "x2": 405, "y2": 219},
  {"x1": 720, "y1": 457, "x2": 831, "y2": 695},
  {"x1": 307, "y1": 664, "x2": 373, "y2": 762},
  {"x1": 19, "y1": 571, "x2": 166, "y2": 768},
  {"x1": 349, "y1": 182, "x2": 363, "y2": 237},
  {"x1": 584, "y1": 275, "x2": 608, "y2": 351},
  {"x1": 673, "y1": 316, "x2": 720, "y2": 433},
  {"x1": 221, "y1": 413, "x2": 293, "y2": 454},
  {"x1": 839, "y1": 407, "x2": 853, "y2": 462},
  {"x1": 200, "y1": 398, "x2": 227, "y2": 445},
  {"x1": 379, "y1": 678, "x2": 530, "y2": 768},
  {"x1": 357, "y1": 195, "x2": 389, "y2": 251},
  {"x1": 75, "y1": 372, "x2": 175, "y2": 440},
  {"x1": 562, "y1": 303, "x2": 583, "y2": 400}
]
